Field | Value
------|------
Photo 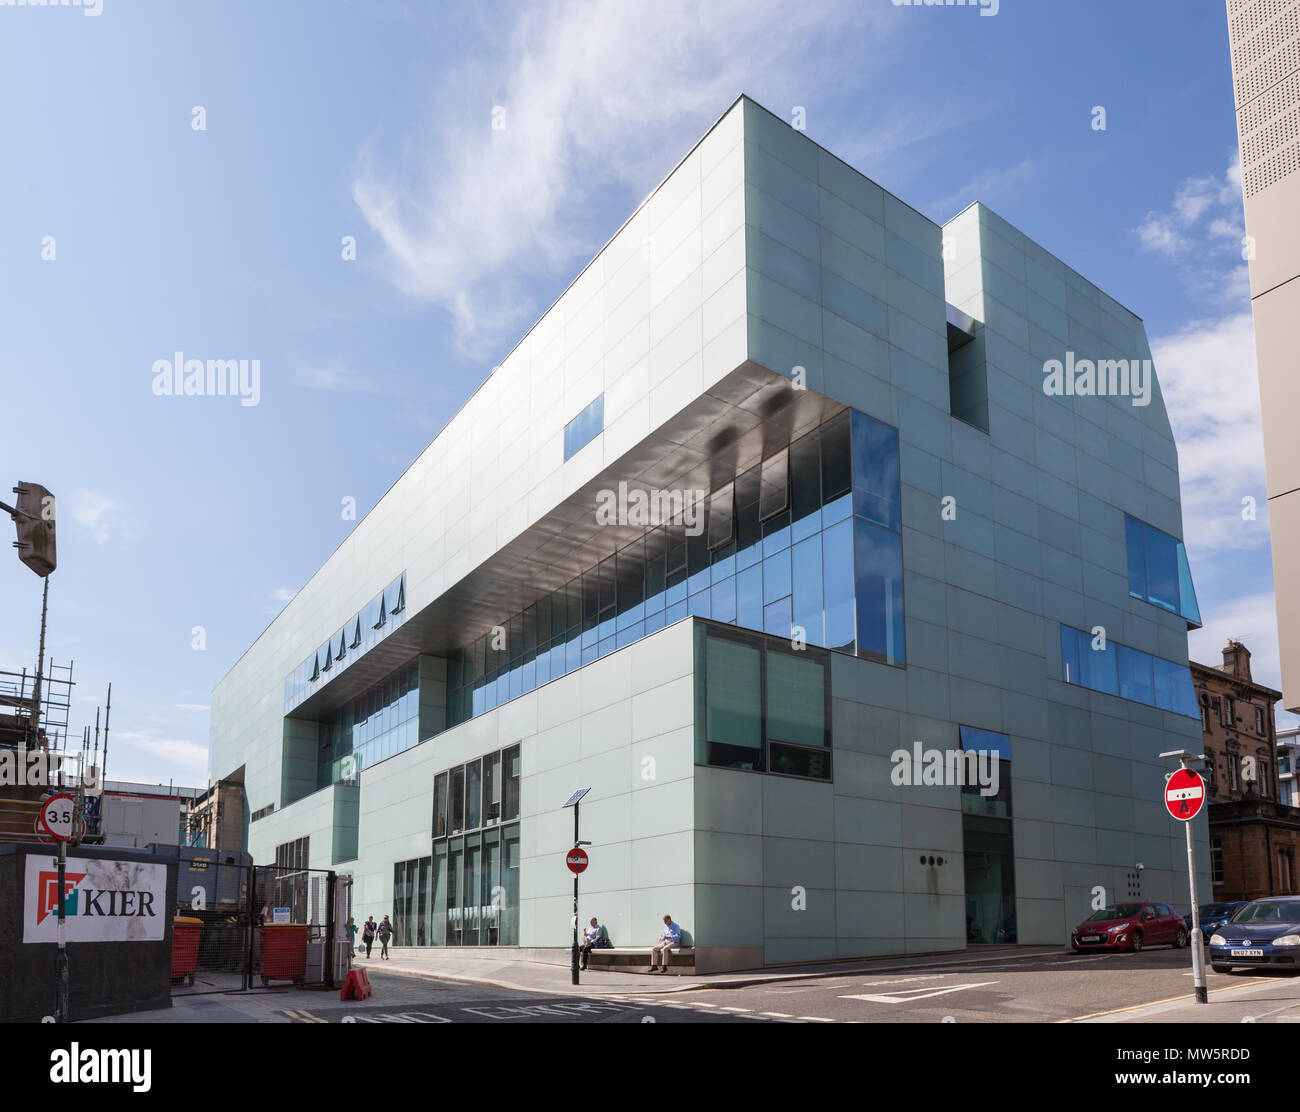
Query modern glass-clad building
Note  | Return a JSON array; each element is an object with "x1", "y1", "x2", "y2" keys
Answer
[{"x1": 210, "y1": 96, "x2": 1209, "y2": 971}]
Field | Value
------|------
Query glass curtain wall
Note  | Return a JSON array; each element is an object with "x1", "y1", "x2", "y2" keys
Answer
[
  {"x1": 446, "y1": 409, "x2": 905, "y2": 728},
  {"x1": 407, "y1": 743, "x2": 522, "y2": 947},
  {"x1": 285, "y1": 572, "x2": 407, "y2": 710},
  {"x1": 959, "y1": 726, "x2": 1015, "y2": 944},
  {"x1": 316, "y1": 660, "x2": 420, "y2": 789},
  {"x1": 1060, "y1": 625, "x2": 1198, "y2": 717},
  {"x1": 693, "y1": 621, "x2": 832, "y2": 779}
]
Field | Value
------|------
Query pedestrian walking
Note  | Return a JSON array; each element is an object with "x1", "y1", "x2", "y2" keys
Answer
[
  {"x1": 361, "y1": 916, "x2": 376, "y2": 958},
  {"x1": 345, "y1": 917, "x2": 357, "y2": 957},
  {"x1": 377, "y1": 915, "x2": 394, "y2": 960}
]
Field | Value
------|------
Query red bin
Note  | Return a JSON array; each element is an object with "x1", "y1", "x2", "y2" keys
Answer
[
  {"x1": 172, "y1": 916, "x2": 202, "y2": 985},
  {"x1": 260, "y1": 923, "x2": 308, "y2": 985}
]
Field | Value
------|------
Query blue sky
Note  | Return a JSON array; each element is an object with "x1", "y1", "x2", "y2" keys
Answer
[{"x1": 0, "y1": 0, "x2": 1286, "y2": 787}]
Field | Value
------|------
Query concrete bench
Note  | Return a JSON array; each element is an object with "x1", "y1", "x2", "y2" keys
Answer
[{"x1": 584, "y1": 947, "x2": 696, "y2": 975}]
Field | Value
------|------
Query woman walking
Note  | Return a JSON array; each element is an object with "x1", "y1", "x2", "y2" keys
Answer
[
  {"x1": 361, "y1": 916, "x2": 376, "y2": 958},
  {"x1": 377, "y1": 914, "x2": 395, "y2": 959}
]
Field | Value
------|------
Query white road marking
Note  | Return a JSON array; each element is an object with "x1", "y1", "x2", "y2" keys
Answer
[
  {"x1": 762, "y1": 1011, "x2": 795, "y2": 1017},
  {"x1": 840, "y1": 980, "x2": 1000, "y2": 1004},
  {"x1": 797, "y1": 1016, "x2": 836, "y2": 1022}
]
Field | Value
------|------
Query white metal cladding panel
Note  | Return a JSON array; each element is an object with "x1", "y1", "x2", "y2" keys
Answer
[
  {"x1": 260, "y1": 619, "x2": 699, "y2": 940},
  {"x1": 208, "y1": 101, "x2": 748, "y2": 793}
]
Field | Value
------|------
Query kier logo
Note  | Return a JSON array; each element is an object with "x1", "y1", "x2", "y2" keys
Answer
[
  {"x1": 37, "y1": 871, "x2": 86, "y2": 924},
  {"x1": 35, "y1": 869, "x2": 157, "y2": 924}
]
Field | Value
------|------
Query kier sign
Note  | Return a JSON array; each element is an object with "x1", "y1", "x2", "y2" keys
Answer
[
  {"x1": 1165, "y1": 769, "x2": 1206, "y2": 822},
  {"x1": 22, "y1": 856, "x2": 167, "y2": 943}
]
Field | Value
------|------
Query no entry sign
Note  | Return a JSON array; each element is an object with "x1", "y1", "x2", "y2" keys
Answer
[
  {"x1": 1165, "y1": 769, "x2": 1205, "y2": 821},
  {"x1": 565, "y1": 848, "x2": 589, "y2": 874}
]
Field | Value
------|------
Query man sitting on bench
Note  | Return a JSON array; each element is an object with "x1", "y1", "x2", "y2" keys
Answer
[
  {"x1": 580, "y1": 916, "x2": 602, "y2": 971},
  {"x1": 650, "y1": 914, "x2": 681, "y2": 973}
]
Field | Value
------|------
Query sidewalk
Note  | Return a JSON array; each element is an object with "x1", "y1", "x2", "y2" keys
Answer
[
  {"x1": 353, "y1": 942, "x2": 1064, "y2": 996},
  {"x1": 1075, "y1": 970, "x2": 1300, "y2": 1024},
  {"x1": 85, "y1": 943, "x2": 1070, "y2": 1022}
]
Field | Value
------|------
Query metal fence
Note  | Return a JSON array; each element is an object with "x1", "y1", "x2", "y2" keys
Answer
[{"x1": 168, "y1": 857, "x2": 348, "y2": 995}]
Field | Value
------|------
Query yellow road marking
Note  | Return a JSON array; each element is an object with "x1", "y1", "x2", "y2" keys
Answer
[{"x1": 1057, "y1": 978, "x2": 1270, "y2": 1022}]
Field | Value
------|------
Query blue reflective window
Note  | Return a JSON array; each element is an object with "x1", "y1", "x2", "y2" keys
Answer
[
  {"x1": 763, "y1": 549, "x2": 791, "y2": 604},
  {"x1": 1062, "y1": 626, "x2": 1085, "y2": 687},
  {"x1": 1154, "y1": 656, "x2": 1198, "y2": 717},
  {"x1": 791, "y1": 535, "x2": 824, "y2": 647},
  {"x1": 1124, "y1": 514, "x2": 1201, "y2": 626},
  {"x1": 444, "y1": 408, "x2": 904, "y2": 729},
  {"x1": 563, "y1": 395, "x2": 604, "y2": 461},
  {"x1": 737, "y1": 564, "x2": 763, "y2": 631},
  {"x1": 1144, "y1": 526, "x2": 1180, "y2": 613},
  {"x1": 853, "y1": 519, "x2": 905, "y2": 665},
  {"x1": 851, "y1": 411, "x2": 901, "y2": 530},
  {"x1": 764, "y1": 596, "x2": 792, "y2": 639},
  {"x1": 1125, "y1": 515, "x2": 1146, "y2": 600},
  {"x1": 1078, "y1": 631, "x2": 1118, "y2": 695},
  {"x1": 1061, "y1": 624, "x2": 1197, "y2": 718},
  {"x1": 822, "y1": 518, "x2": 855, "y2": 653},
  {"x1": 711, "y1": 577, "x2": 736, "y2": 624},
  {"x1": 958, "y1": 725, "x2": 1012, "y2": 760},
  {"x1": 1118, "y1": 645, "x2": 1154, "y2": 705},
  {"x1": 1175, "y1": 545, "x2": 1201, "y2": 626}
]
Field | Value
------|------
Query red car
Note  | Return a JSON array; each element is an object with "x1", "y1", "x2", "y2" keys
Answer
[{"x1": 1071, "y1": 902, "x2": 1189, "y2": 953}]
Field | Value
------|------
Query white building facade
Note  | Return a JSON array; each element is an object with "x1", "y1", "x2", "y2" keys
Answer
[{"x1": 211, "y1": 98, "x2": 1207, "y2": 972}]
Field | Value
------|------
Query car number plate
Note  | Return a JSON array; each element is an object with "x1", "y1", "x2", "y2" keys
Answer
[
  {"x1": 1080, "y1": 935, "x2": 1100, "y2": 942},
  {"x1": 1230, "y1": 948, "x2": 1263, "y2": 957}
]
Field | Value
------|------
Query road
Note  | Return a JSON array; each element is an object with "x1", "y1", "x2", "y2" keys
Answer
[
  {"x1": 658, "y1": 947, "x2": 1300, "y2": 1023},
  {"x1": 277, "y1": 947, "x2": 1300, "y2": 1024},
  {"x1": 277, "y1": 973, "x2": 756, "y2": 1023}
]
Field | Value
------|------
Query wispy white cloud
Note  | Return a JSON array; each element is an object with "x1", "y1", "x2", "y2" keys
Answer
[
  {"x1": 1188, "y1": 591, "x2": 1298, "y2": 728},
  {"x1": 352, "y1": 0, "x2": 895, "y2": 359},
  {"x1": 110, "y1": 730, "x2": 209, "y2": 785},
  {"x1": 265, "y1": 586, "x2": 296, "y2": 617},
  {"x1": 174, "y1": 703, "x2": 210, "y2": 712},
  {"x1": 67, "y1": 490, "x2": 122, "y2": 546},
  {"x1": 1153, "y1": 312, "x2": 1266, "y2": 555},
  {"x1": 1134, "y1": 153, "x2": 1245, "y2": 298},
  {"x1": 291, "y1": 357, "x2": 385, "y2": 395},
  {"x1": 929, "y1": 158, "x2": 1038, "y2": 219}
]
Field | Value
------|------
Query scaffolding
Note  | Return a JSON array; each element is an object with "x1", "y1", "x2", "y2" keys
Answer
[{"x1": 0, "y1": 659, "x2": 74, "y2": 750}]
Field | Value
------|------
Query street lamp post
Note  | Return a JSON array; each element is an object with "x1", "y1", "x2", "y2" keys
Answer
[{"x1": 561, "y1": 787, "x2": 591, "y2": 986}]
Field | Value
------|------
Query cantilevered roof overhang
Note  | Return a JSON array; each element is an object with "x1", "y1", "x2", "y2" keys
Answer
[{"x1": 287, "y1": 361, "x2": 844, "y2": 720}]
